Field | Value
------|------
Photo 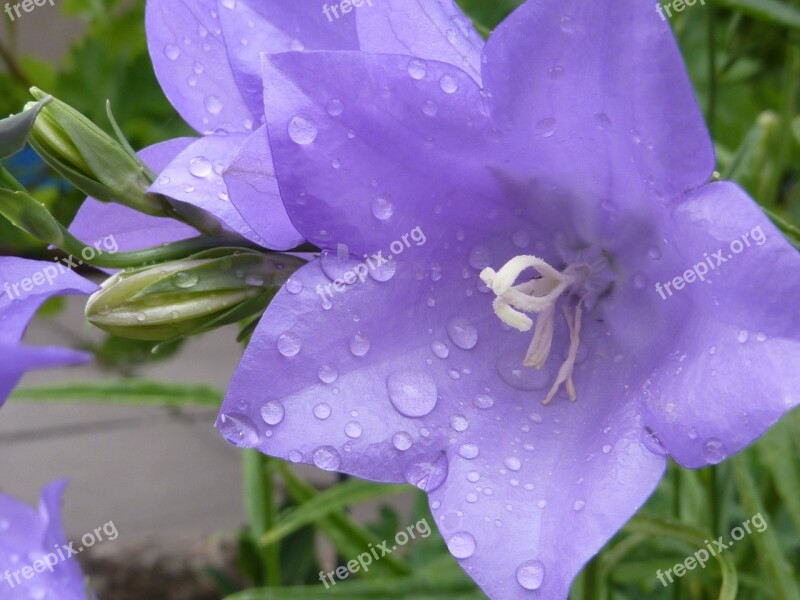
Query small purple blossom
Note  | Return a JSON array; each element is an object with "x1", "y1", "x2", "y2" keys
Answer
[
  {"x1": 212, "y1": 0, "x2": 800, "y2": 598},
  {"x1": 0, "y1": 481, "x2": 94, "y2": 599},
  {"x1": 0, "y1": 257, "x2": 96, "y2": 407}
]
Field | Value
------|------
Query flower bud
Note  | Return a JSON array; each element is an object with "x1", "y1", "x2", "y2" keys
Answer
[
  {"x1": 86, "y1": 250, "x2": 303, "y2": 341},
  {"x1": 26, "y1": 88, "x2": 173, "y2": 217}
]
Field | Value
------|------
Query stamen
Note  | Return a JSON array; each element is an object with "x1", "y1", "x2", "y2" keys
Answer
[
  {"x1": 543, "y1": 305, "x2": 583, "y2": 405},
  {"x1": 482, "y1": 254, "x2": 588, "y2": 405}
]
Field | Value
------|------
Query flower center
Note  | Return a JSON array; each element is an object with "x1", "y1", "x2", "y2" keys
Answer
[{"x1": 480, "y1": 255, "x2": 591, "y2": 405}]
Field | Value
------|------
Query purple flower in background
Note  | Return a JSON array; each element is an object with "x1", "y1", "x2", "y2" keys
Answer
[
  {"x1": 212, "y1": 0, "x2": 800, "y2": 598},
  {"x1": 0, "y1": 257, "x2": 96, "y2": 407},
  {"x1": 0, "y1": 481, "x2": 94, "y2": 599}
]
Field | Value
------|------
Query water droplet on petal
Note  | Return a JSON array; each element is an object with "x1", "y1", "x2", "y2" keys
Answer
[
  {"x1": 327, "y1": 98, "x2": 344, "y2": 117},
  {"x1": 468, "y1": 245, "x2": 492, "y2": 270},
  {"x1": 473, "y1": 394, "x2": 494, "y2": 410},
  {"x1": 504, "y1": 456, "x2": 521, "y2": 471},
  {"x1": 446, "y1": 316, "x2": 478, "y2": 350},
  {"x1": 288, "y1": 115, "x2": 318, "y2": 145},
  {"x1": 737, "y1": 330, "x2": 749, "y2": 343},
  {"x1": 204, "y1": 95, "x2": 223, "y2": 115},
  {"x1": 450, "y1": 415, "x2": 469, "y2": 432},
  {"x1": 277, "y1": 332, "x2": 301, "y2": 357},
  {"x1": 318, "y1": 364, "x2": 338, "y2": 384},
  {"x1": 496, "y1": 351, "x2": 551, "y2": 391},
  {"x1": 440, "y1": 74, "x2": 459, "y2": 94},
  {"x1": 516, "y1": 560, "x2": 545, "y2": 590},
  {"x1": 404, "y1": 452, "x2": 448, "y2": 491},
  {"x1": 371, "y1": 196, "x2": 395, "y2": 221},
  {"x1": 512, "y1": 231, "x2": 530, "y2": 248},
  {"x1": 349, "y1": 332, "x2": 371, "y2": 356},
  {"x1": 218, "y1": 413, "x2": 258, "y2": 448},
  {"x1": 345, "y1": 421, "x2": 362, "y2": 438},
  {"x1": 260, "y1": 401, "x2": 284, "y2": 426},
  {"x1": 285, "y1": 278, "x2": 303, "y2": 294},
  {"x1": 447, "y1": 531, "x2": 476, "y2": 559},
  {"x1": 703, "y1": 438, "x2": 727, "y2": 464},
  {"x1": 573, "y1": 500, "x2": 586, "y2": 512},
  {"x1": 189, "y1": 156, "x2": 212, "y2": 178},
  {"x1": 458, "y1": 443, "x2": 479, "y2": 459},
  {"x1": 534, "y1": 118, "x2": 557, "y2": 138},
  {"x1": 422, "y1": 99, "x2": 438, "y2": 117},
  {"x1": 313, "y1": 446, "x2": 342, "y2": 470},
  {"x1": 431, "y1": 341, "x2": 450, "y2": 359},
  {"x1": 164, "y1": 44, "x2": 180, "y2": 60},
  {"x1": 387, "y1": 371, "x2": 438, "y2": 417},
  {"x1": 392, "y1": 431, "x2": 413, "y2": 451},
  {"x1": 313, "y1": 403, "x2": 332, "y2": 420},
  {"x1": 407, "y1": 59, "x2": 427, "y2": 80}
]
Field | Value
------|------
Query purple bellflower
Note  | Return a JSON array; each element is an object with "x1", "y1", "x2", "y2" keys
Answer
[
  {"x1": 205, "y1": 0, "x2": 800, "y2": 597},
  {"x1": 0, "y1": 257, "x2": 96, "y2": 407},
  {"x1": 0, "y1": 481, "x2": 94, "y2": 599}
]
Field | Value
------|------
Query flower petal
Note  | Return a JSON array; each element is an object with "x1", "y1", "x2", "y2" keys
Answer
[
  {"x1": 217, "y1": 0, "x2": 359, "y2": 118},
  {"x1": 0, "y1": 345, "x2": 91, "y2": 407},
  {"x1": 638, "y1": 182, "x2": 800, "y2": 468},
  {"x1": 146, "y1": 0, "x2": 254, "y2": 134},
  {"x1": 355, "y1": 0, "x2": 484, "y2": 83},
  {"x1": 149, "y1": 133, "x2": 271, "y2": 246},
  {"x1": 482, "y1": 0, "x2": 715, "y2": 198},
  {"x1": 261, "y1": 50, "x2": 510, "y2": 254},
  {"x1": 431, "y1": 403, "x2": 664, "y2": 599},
  {"x1": 70, "y1": 138, "x2": 198, "y2": 252},
  {"x1": 222, "y1": 126, "x2": 304, "y2": 250}
]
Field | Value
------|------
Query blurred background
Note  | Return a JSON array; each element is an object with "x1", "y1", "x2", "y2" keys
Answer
[{"x1": 1, "y1": 0, "x2": 799, "y2": 599}]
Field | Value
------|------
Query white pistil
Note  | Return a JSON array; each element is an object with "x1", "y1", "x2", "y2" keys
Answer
[{"x1": 481, "y1": 255, "x2": 586, "y2": 405}]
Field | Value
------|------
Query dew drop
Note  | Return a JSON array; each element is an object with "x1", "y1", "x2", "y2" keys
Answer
[
  {"x1": 392, "y1": 431, "x2": 413, "y2": 451},
  {"x1": 318, "y1": 364, "x2": 338, "y2": 384},
  {"x1": 164, "y1": 44, "x2": 180, "y2": 60},
  {"x1": 189, "y1": 156, "x2": 213, "y2": 178},
  {"x1": 345, "y1": 421, "x2": 363, "y2": 438},
  {"x1": 422, "y1": 99, "x2": 438, "y2": 117},
  {"x1": 288, "y1": 115, "x2": 318, "y2": 145},
  {"x1": 326, "y1": 98, "x2": 344, "y2": 117},
  {"x1": 431, "y1": 341, "x2": 450, "y2": 359},
  {"x1": 440, "y1": 74, "x2": 459, "y2": 94},
  {"x1": 407, "y1": 59, "x2": 427, "y2": 80},
  {"x1": 313, "y1": 403, "x2": 332, "y2": 420},
  {"x1": 473, "y1": 394, "x2": 494, "y2": 410},
  {"x1": 277, "y1": 332, "x2": 301, "y2": 357},
  {"x1": 504, "y1": 456, "x2": 521, "y2": 471},
  {"x1": 516, "y1": 560, "x2": 545, "y2": 590},
  {"x1": 534, "y1": 118, "x2": 557, "y2": 138},
  {"x1": 458, "y1": 443, "x2": 479, "y2": 460},
  {"x1": 512, "y1": 231, "x2": 531, "y2": 248},
  {"x1": 737, "y1": 330, "x2": 749, "y2": 343},
  {"x1": 371, "y1": 196, "x2": 395, "y2": 221},
  {"x1": 260, "y1": 401, "x2": 284, "y2": 426},
  {"x1": 218, "y1": 413, "x2": 258, "y2": 448},
  {"x1": 446, "y1": 316, "x2": 478, "y2": 350},
  {"x1": 387, "y1": 371, "x2": 438, "y2": 417},
  {"x1": 285, "y1": 278, "x2": 303, "y2": 294},
  {"x1": 172, "y1": 271, "x2": 199, "y2": 289},
  {"x1": 703, "y1": 438, "x2": 727, "y2": 464},
  {"x1": 573, "y1": 499, "x2": 586, "y2": 512},
  {"x1": 468, "y1": 245, "x2": 492, "y2": 270},
  {"x1": 313, "y1": 446, "x2": 342, "y2": 470},
  {"x1": 204, "y1": 95, "x2": 223, "y2": 115},
  {"x1": 349, "y1": 332, "x2": 371, "y2": 357},
  {"x1": 450, "y1": 414, "x2": 469, "y2": 432},
  {"x1": 404, "y1": 453, "x2": 448, "y2": 491},
  {"x1": 447, "y1": 531, "x2": 476, "y2": 559},
  {"x1": 496, "y1": 351, "x2": 550, "y2": 391}
]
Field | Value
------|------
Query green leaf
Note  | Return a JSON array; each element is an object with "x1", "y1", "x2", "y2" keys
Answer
[
  {"x1": 9, "y1": 379, "x2": 224, "y2": 407},
  {"x1": 625, "y1": 512, "x2": 738, "y2": 600},
  {"x1": 277, "y1": 465, "x2": 411, "y2": 577},
  {"x1": 261, "y1": 478, "x2": 411, "y2": 547},
  {"x1": 757, "y1": 418, "x2": 800, "y2": 535},
  {"x1": 0, "y1": 97, "x2": 51, "y2": 160},
  {"x1": 710, "y1": 0, "x2": 800, "y2": 29},
  {"x1": 731, "y1": 456, "x2": 800, "y2": 600}
]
